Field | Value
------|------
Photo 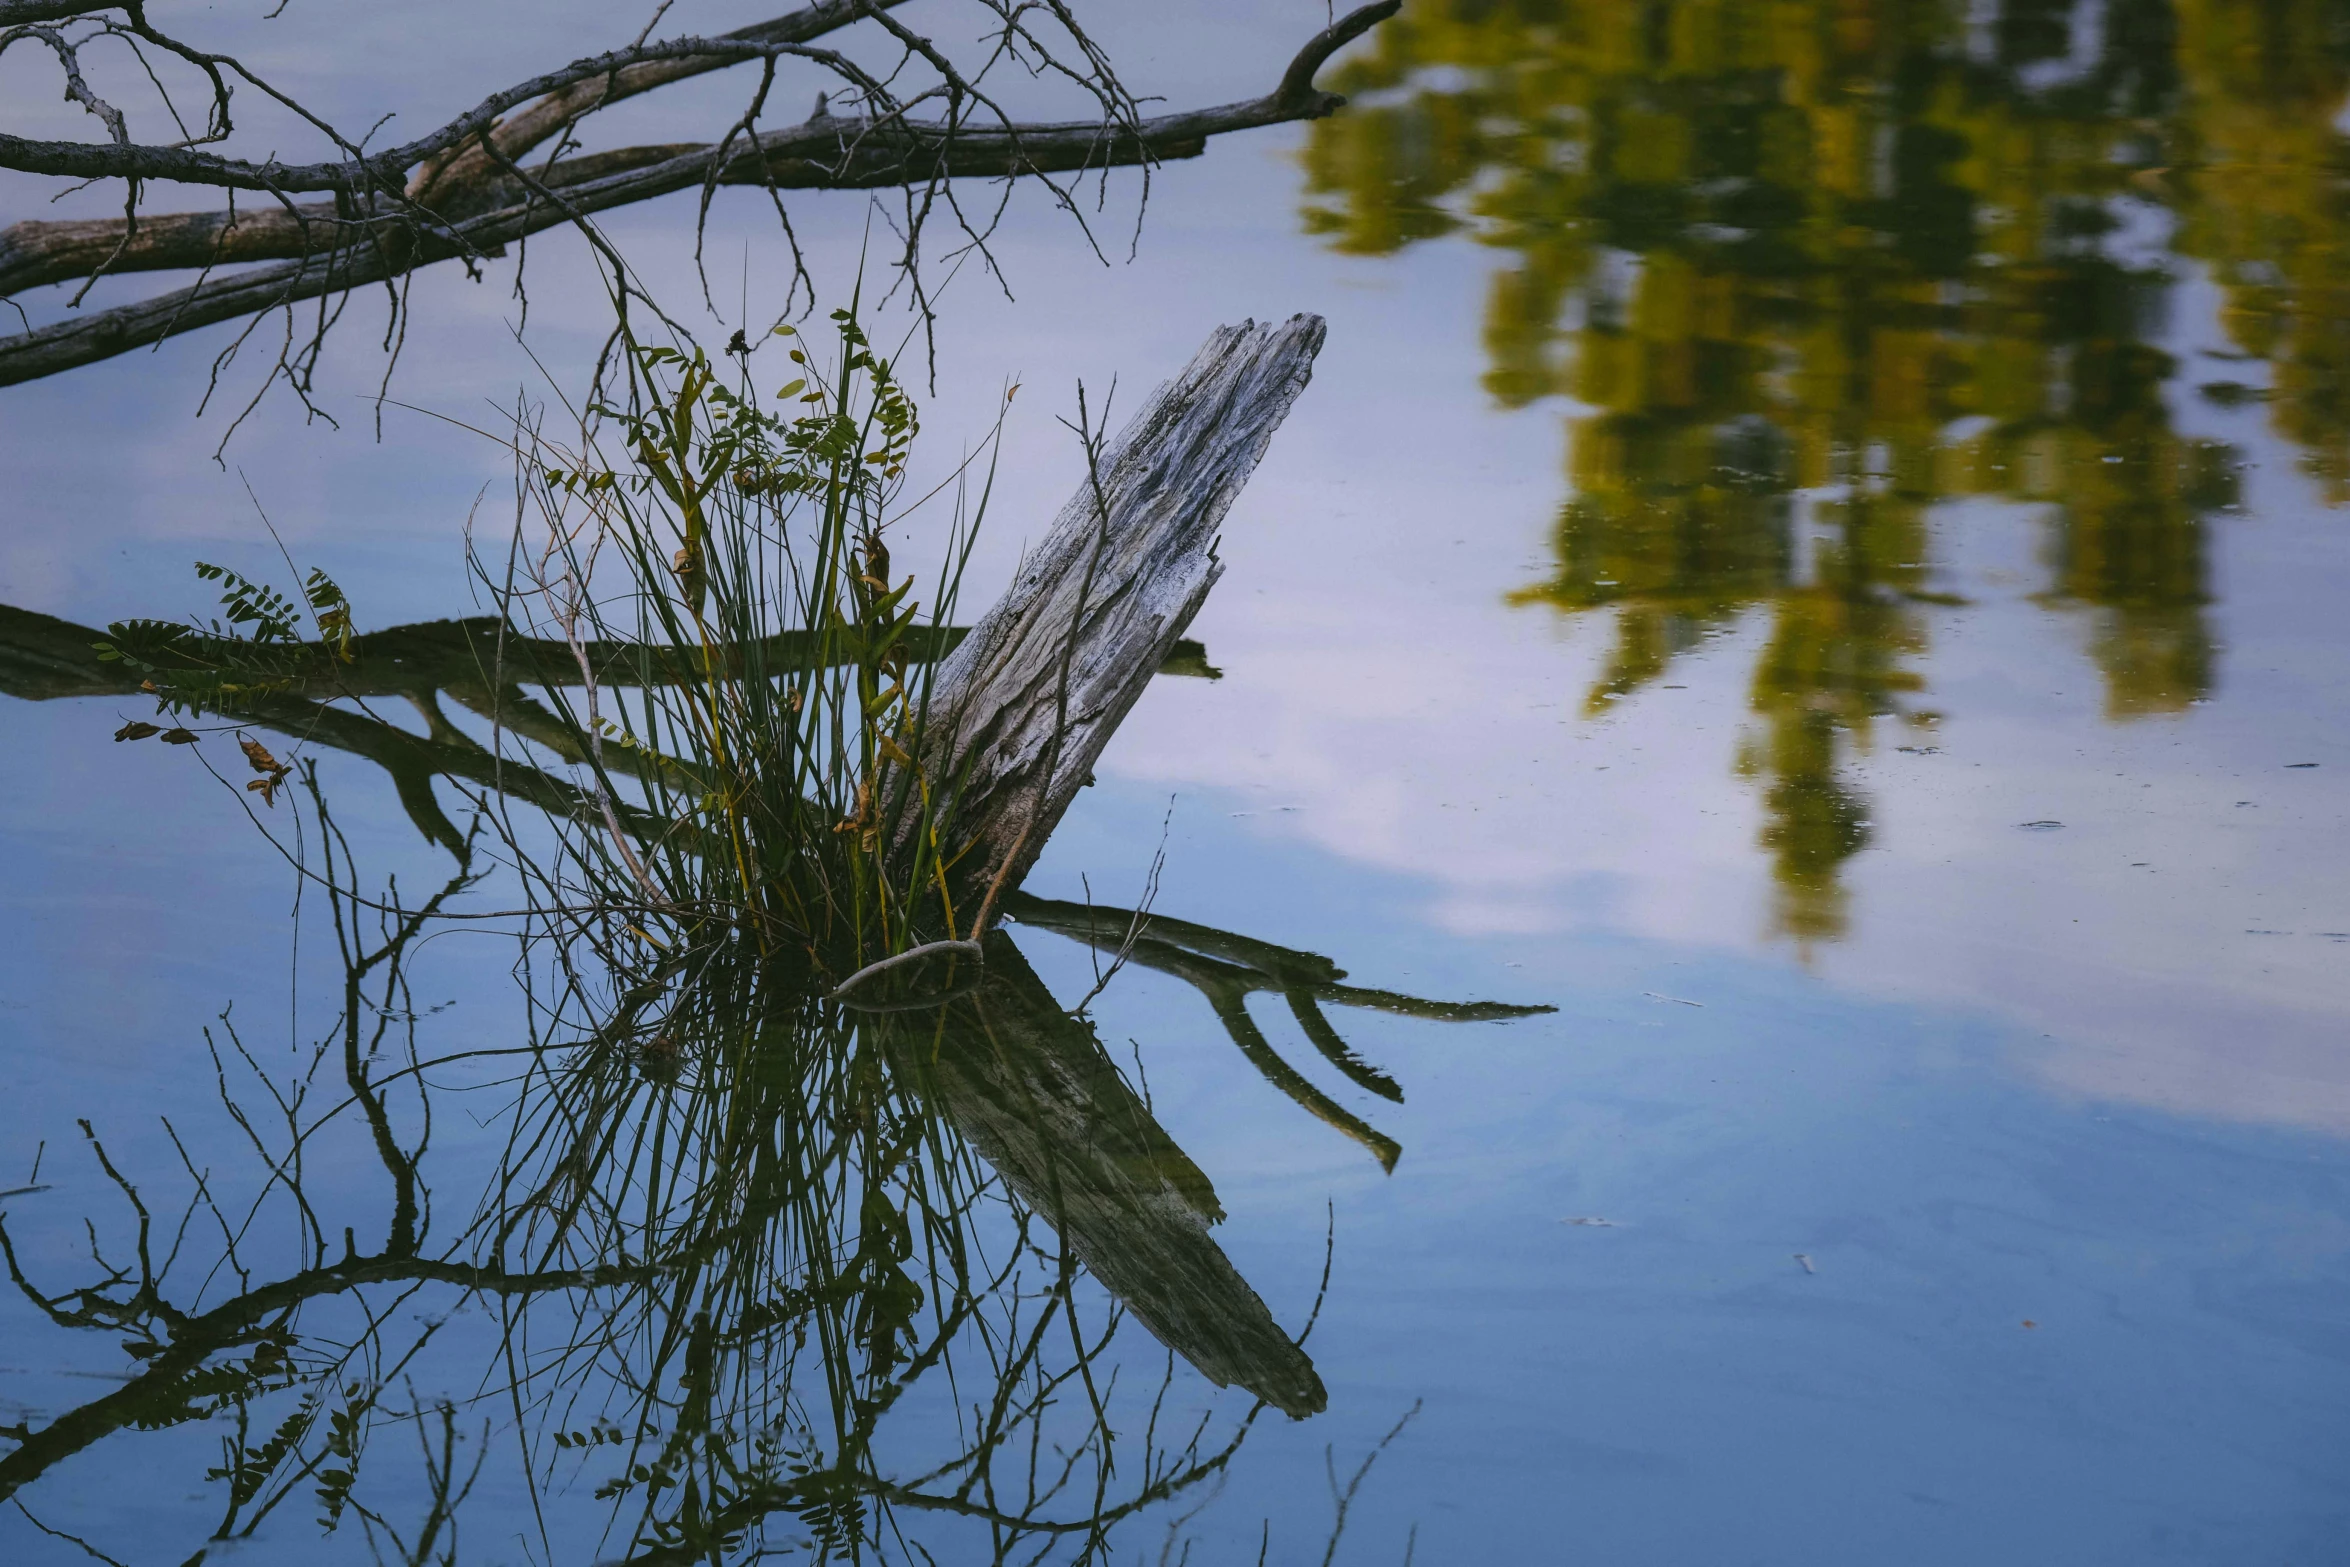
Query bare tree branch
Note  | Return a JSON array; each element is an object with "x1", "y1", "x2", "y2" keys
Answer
[
  {"x1": 0, "y1": 19, "x2": 887, "y2": 193},
  {"x1": 0, "y1": 2, "x2": 1400, "y2": 391},
  {"x1": 0, "y1": 1, "x2": 109, "y2": 25},
  {"x1": 403, "y1": 0, "x2": 904, "y2": 204}
]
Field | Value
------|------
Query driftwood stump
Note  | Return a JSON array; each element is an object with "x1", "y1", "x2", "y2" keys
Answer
[
  {"x1": 915, "y1": 314, "x2": 1326, "y2": 903},
  {"x1": 864, "y1": 316, "x2": 1334, "y2": 1414}
]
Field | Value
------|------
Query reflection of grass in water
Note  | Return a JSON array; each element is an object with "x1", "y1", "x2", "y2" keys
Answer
[
  {"x1": 493, "y1": 920, "x2": 1190, "y2": 1560},
  {"x1": 9, "y1": 297, "x2": 1571, "y2": 1560},
  {"x1": 0, "y1": 745, "x2": 1549, "y2": 1556},
  {"x1": 0, "y1": 777, "x2": 1270, "y2": 1563}
]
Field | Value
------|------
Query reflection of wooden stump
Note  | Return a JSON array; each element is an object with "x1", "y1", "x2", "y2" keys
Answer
[
  {"x1": 868, "y1": 320, "x2": 1336, "y2": 1416},
  {"x1": 878, "y1": 934, "x2": 1327, "y2": 1418}
]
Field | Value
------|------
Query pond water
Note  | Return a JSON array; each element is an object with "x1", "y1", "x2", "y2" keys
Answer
[{"x1": 3, "y1": 2, "x2": 2349, "y2": 1562}]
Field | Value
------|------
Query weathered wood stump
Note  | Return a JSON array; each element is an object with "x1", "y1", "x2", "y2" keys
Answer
[
  {"x1": 868, "y1": 316, "x2": 1334, "y2": 1415},
  {"x1": 914, "y1": 314, "x2": 1326, "y2": 903}
]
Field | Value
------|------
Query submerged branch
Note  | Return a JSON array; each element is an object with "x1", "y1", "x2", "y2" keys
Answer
[
  {"x1": 1009, "y1": 889, "x2": 1555, "y2": 1167},
  {"x1": 0, "y1": 602, "x2": 1210, "y2": 857}
]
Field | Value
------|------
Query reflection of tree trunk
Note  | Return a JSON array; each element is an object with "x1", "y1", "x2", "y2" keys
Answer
[
  {"x1": 0, "y1": 1248, "x2": 651, "y2": 1505},
  {"x1": 878, "y1": 933, "x2": 1327, "y2": 1419}
]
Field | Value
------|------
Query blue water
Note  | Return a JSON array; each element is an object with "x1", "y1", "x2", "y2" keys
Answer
[{"x1": 5, "y1": 2, "x2": 2350, "y2": 1561}]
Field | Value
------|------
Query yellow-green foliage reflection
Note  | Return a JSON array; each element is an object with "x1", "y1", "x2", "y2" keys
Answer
[{"x1": 1300, "y1": 0, "x2": 2342, "y2": 939}]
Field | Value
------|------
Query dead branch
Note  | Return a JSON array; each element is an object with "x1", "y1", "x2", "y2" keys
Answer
[
  {"x1": 0, "y1": 5, "x2": 897, "y2": 192},
  {"x1": 0, "y1": 2, "x2": 1399, "y2": 392},
  {"x1": 0, "y1": 1, "x2": 115, "y2": 25}
]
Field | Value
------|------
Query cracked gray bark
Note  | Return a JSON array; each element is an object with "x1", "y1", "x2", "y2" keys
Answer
[{"x1": 913, "y1": 313, "x2": 1327, "y2": 907}]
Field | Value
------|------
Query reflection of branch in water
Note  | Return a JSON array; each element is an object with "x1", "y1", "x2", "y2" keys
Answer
[
  {"x1": 1005, "y1": 892, "x2": 1555, "y2": 1173},
  {"x1": 0, "y1": 602, "x2": 673, "y2": 855}
]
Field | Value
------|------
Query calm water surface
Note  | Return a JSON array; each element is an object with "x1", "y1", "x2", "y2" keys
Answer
[{"x1": 3, "y1": 2, "x2": 2348, "y2": 1561}]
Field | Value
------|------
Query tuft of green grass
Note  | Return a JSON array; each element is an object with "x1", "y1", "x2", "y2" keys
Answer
[{"x1": 497, "y1": 304, "x2": 1002, "y2": 998}]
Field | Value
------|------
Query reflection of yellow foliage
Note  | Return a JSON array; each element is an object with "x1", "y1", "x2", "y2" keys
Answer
[
  {"x1": 2171, "y1": 0, "x2": 2350, "y2": 500},
  {"x1": 1307, "y1": 0, "x2": 2307, "y2": 940}
]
